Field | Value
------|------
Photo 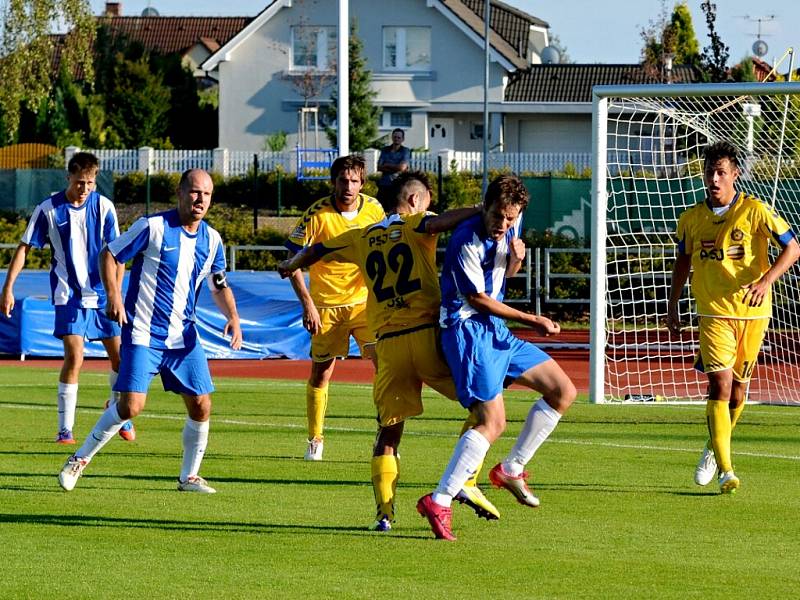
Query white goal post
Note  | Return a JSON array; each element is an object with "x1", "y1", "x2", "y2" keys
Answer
[{"x1": 589, "y1": 81, "x2": 800, "y2": 404}]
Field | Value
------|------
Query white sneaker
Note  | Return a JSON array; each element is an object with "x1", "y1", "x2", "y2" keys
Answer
[
  {"x1": 719, "y1": 471, "x2": 740, "y2": 494},
  {"x1": 177, "y1": 475, "x2": 217, "y2": 494},
  {"x1": 304, "y1": 438, "x2": 323, "y2": 461},
  {"x1": 694, "y1": 445, "x2": 717, "y2": 486},
  {"x1": 58, "y1": 455, "x2": 89, "y2": 491}
]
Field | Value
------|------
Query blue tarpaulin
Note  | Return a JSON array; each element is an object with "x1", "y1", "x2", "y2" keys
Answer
[{"x1": 0, "y1": 272, "x2": 359, "y2": 359}]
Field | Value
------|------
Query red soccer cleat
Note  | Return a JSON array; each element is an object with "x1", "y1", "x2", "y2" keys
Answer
[{"x1": 416, "y1": 494, "x2": 456, "y2": 541}]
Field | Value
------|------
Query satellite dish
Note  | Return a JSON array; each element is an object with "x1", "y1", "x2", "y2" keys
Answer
[
  {"x1": 752, "y1": 39, "x2": 768, "y2": 57},
  {"x1": 142, "y1": 7, "x2": 160, "y2": 16},
  {"x1": 541, "y1": 46, "x2": 561, "y2": 65}
]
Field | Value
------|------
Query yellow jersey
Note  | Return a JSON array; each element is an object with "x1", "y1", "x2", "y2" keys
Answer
[
  {"x1": 317, "y1": 212, "x2": 441, "y2": 338},
  {"x1": 286, "y1": 193, "x2": 384, "y2": 307},
  {"x1": 676, "y1": 192, "x2": 796, "y2": 319}
]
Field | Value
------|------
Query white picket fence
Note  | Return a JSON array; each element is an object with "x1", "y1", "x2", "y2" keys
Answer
[{"x1": 71, "y1": 146, "x2": 591, "y2": 176}]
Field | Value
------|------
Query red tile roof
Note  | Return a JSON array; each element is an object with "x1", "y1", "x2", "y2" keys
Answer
[{"x1": 96, "y1": 16, "x2": 252, "y2": 56}]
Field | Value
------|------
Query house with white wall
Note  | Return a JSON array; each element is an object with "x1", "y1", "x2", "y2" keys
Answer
[{"x1": 201, "y1": 0, "x2": 552, "y2": 152}]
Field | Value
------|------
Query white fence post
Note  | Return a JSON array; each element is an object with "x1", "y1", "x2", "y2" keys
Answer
[
  {"x1": 438, "y1": 149, "x2": 455, "y2": 175},
  {"x1": 138, "y1": 147, "x2": 154, "y2": 173},
  {"x1": 363, "y1": 148, "x2": 379, "y2": 175},
  {"x1": 213, "y1": 147, "x2": 229, "y2": 177},
  {"x1": 65, "y1": 146, "x2": 80, "y2": 167}
]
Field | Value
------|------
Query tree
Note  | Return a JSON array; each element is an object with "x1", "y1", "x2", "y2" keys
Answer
[
  {"x1": 0, "y1": 0, "x2": 95, "y2": 143},
  {"x1": 106, "y1": 54, "x2": 172, "y2": 148},
  {"x1": 547, "y1": 33, "x2": 571, "y2": 64},
  {"x1": 326, "y1": 23, "x2": 381, "y2": 152},
  {"x1": 699, "y1": 0, "x2": 730, "y2": 82},
  {"x1": 640, "y1": 1, "x2": 700, "y2": 79}
]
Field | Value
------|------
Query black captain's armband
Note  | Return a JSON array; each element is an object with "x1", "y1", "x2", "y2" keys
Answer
[{"x1": 212, "y1": 272, "x2": 229, "y2": 290}]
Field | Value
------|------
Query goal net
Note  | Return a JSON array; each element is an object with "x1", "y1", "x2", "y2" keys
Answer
[{"x1": 589, "y1": 81, "x2": 800, "y2": 404}]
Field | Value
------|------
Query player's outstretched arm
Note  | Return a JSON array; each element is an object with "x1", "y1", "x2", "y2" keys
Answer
[
  {"x1": 665, "y1": 253, "x2": 691, "y2": 335},
  {"x1": 100, "y1": 247, "x2": 127, "y2": 326},
  {"x1": 465, "y1": 292, "x2": 560, "y2": 336},
  {"x1": 1, "y1": 243, "x2": 30, "y2": 318},
  {"x1": 277, "y1": 247, "x2": 320, "y2": 278},
  {"x1": 424, "y1": 206, "x2": 481, "y2": 234}
]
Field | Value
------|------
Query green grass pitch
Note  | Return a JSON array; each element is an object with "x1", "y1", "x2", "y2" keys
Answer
[{"x1": 1, "y1": 364, "x2": 799, "y2": 599}]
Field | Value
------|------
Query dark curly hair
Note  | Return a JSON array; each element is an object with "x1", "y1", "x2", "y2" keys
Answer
[
  {"x1": 704, "y1": 140, "x2": 740, "y2": 171},
  {"x1": 484, "y1": 174, "x2": 529, "y2": 211},
  {"x1": 330, "y1": 154, "x2": 366, "y2": 183}
]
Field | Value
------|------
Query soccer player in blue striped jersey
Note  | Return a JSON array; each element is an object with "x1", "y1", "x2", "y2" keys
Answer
[
  {"x1": 417, "y1": 174, "x2": 576, "y2": 540},
  {"x1": 58, "y1": 169, "x2": 243, "y2": 494},
  {"x1": 1, "y1": 152, "x2": 135, "y2": 444}
]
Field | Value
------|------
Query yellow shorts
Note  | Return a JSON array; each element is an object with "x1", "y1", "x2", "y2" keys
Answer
[
  {"x1": 373, "y1": 325, "x2": 457, "y2": 427},
  {"x1": 311, "y1": 303, "x2": 375, "y2": 362},
  {"x1": 695, "y1": 316, "x2": 769, "y2": 382}
]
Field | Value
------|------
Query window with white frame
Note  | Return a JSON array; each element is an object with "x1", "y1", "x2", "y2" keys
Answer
[
  {"x1": 292, "y1": 26, "x2": 337, "y2": 70},
  {"x1": 390, "y1": 112, "x2": 412, "y2": 128},
  {"x1": 383, "y1": 27, "x2": 431, "y2": 70}
]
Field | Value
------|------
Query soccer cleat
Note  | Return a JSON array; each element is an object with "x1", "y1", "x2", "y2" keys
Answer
[
  {"x1": 177, "y1": 475, "x2": 217, "y2": 494},
  {"x1": 718, "y1": 471, "x2": 740, "y2": 494},
  {"x1": 304, "y1": 438, "x2": 323, "y2": 461},
  {"x1": 368, "y1": 514, "x2": 392, "y2": 532},
  {"x1": 118, "y1": 420, "x2": 136, "y2": 442},
  {"x1": 694, "y1": 445, "x2": 717, "y2": 486},
  {"x1": 455, "y1": 485, "x2": 500, "y2": 520},
  {"x1": 55, "y1": 429, "x2": 76, "y2": 445},
  {"x1": 58, "y1": 455, "x2": 89, "y2": 491},
  {"x1": 416, "y1": 494, "x2": 456, "y2": 541},
  {"x1": 489, "y1": 463, "x2": 540, "y2": 508}
]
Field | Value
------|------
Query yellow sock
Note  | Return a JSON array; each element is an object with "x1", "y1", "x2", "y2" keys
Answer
[
  {"x1": 371, "y1": 455, "x2": 399, "y2": 520},
  {"x1": 704, "y1": 400, "x2": 746, "y2": 450},
  {"x1": 706, "y1": 399, "x2": 733, "y2": 472},
  {"x1": 459, "y1": 412, "x2": 483, "y2": 487},
  {"x1": 306, "y1": 383, "x2": 328, "y2": 440},
  {"x1": 730, "y1": 401, "x2": 745, "y2": 429}
]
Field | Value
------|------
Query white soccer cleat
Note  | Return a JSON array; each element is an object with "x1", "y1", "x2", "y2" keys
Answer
[
  {"x1": 718, "y1": 471, "x2": 740, "y2": 494},
  {"x1": 58, "y1": 455, "x2": 89, "y2": 491},
  {"x1": 304, "y1": 438, "x2": 323, "y2": 461},
  {"x1": 694, "y1": 445, "x2": 717, "y2": 486},
  {"x1": 177, "y1": 475, "x2": 217, "y2": 494}
]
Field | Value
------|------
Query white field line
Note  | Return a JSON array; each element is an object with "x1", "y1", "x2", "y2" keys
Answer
[{"x1": 2, "y1": 402, "x2": 798, "y2": 462}]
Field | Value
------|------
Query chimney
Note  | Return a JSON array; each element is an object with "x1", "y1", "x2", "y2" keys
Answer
[{"x1": 105, "y1": 2, "x2": 121, "y2": 16}]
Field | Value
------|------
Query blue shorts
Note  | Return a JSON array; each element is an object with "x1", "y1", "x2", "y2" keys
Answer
[
  {"x1": 441, "y1": 316, "x2": 551, "y2": 408},
  {"x1": 54, "y1": 305, "x2": 121, "y2": 340},
  {"x1": 115, "y1": 343, "x2": 215, "y2": 396}
]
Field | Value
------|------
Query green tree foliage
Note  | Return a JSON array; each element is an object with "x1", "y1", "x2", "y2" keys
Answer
[
  {"x1": 730, "y1": 57, "x2": 757, "y2": 82},
  {"x1": 699, "y1": 0, "x2": 730, "y2": 82},
  {"x1": 640, "y1": 1, "x2": 700, "y2": 78},
  {"x1": 326, "y1": 23, "x2": 381, "y2": 152},
  {"x1": 106, "y1": 55, "x2": 172, "y2": 148},
  {"x1": 0, "y1": 0, "x2": 95, "y2": 143}
]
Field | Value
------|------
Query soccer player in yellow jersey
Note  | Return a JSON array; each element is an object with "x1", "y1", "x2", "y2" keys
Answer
[
  {"x1": 284, "y1": 155, "x2": 384, "y2": 460},
  {"x1": 667, "y1": 141, "x2": 799, "y2": 494},
  {"x1": 279, "y1": 171, "x2": 499, "y2": 531}
]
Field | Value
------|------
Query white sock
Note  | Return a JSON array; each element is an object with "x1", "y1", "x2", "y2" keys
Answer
[
  {"x1": 57, "y1": 382, "x2": 78, "y2": 432},
  {"x1": 502, "y1": 398, "x2": 561, "y2": 476},
  {"x1": 434, "y1": 429, "x2": 491, "y2": 503},
  {"x1": 74, "y1": 404, "x2": 125, "y2": 460},
  {"x1": 180, "y1": 418, "x2": 210, "y2": 482},
  {"x1": 107, "y1": 371, "x2": 121, "y2": 407}
]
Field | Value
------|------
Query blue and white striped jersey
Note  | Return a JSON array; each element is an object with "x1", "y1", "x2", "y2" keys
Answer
[
  {"x1": 439, "y1": 213, "x2": 522, "y2": 328},
  {"x1": 107, "y1": 209, "x2": 226, "y2": 350},
  {"x1": 21, "y1": 190, "x2": 119, "y2": 308}
]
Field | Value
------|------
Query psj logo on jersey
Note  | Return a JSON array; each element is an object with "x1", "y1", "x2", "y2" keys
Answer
[
  {"x1": 368, "y1": 229, "x2": 403, "y2": 247},
  {"x1": 699, "y1": 248, "x2": 724, "y2": 261}
]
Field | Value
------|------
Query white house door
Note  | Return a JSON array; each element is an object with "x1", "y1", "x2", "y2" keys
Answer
[{"x1": 428, "y1": 118, "x2": 454, "y2": 152}]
